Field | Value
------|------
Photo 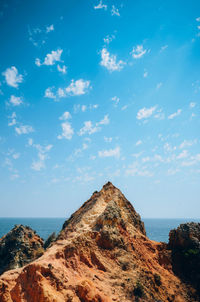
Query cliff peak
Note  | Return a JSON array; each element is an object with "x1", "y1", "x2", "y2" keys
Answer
[{"x1": 60, "y1": 182, "x2": 146, "y2": 239}]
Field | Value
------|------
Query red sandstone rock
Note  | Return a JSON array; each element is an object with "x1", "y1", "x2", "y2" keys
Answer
[{"x1": 0, "y1": 182, "x2": 199, "y2": 301}]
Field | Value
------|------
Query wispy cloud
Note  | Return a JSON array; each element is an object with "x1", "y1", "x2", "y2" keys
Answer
[
  {"x1": 94, "y1": 1, "x2": 107, "y2": 10},
  {"x1": 9, "y1": 95, "x2": 23, "y2": 106},
  {"x1": 98, "y1": 146, "x2": 120, "y2": 158},
  {"x1": 15, "y1": 125, "x2": 34, "y2": 135},
  {"x1": 111, "y1": 5, "x2": 120, "y2": 16},
  {"x1": 78, "y1": 121, "x2": 100, "y2": 136},
  {"x1": 100, "y1": 48, "x2": 125, "y2": 71},
  {"x1": 8, "y1": 112, "x2": 17, "y2": 126},
  {"x1": 131, "y1": 45, "x2": 147, "y2": 59},
  {"x1": 57, "y1": 64, "x2": 67, "y2": 74},
  {"x1": 137, "y1": 106, "x2": 157, "y2": 120},
  {"x1": 2, "y1": 66, "x2": 23, "y2": 88},
  {"x1": 46, "y1": 24, "x2": 54, "y2": 33},
  {"x1": 168, "y1": 109, "x2": 182, "y2": 119},
  {"x1": 30, "y1": 141, "x2": 53, "y2": 171},
  {"x1": 78, "y1": 115, "x2": 109, "y2": 136}
]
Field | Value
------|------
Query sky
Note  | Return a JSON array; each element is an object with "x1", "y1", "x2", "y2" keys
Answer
[{"x1": 0, "y1": 0, "x2": 200, "y2": 218}]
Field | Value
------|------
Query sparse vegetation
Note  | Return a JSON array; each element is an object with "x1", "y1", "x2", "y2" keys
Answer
[
  {"x1": 133, "y1": 280, "x2": 144, "y2": 298},
  {"x1": 154, "y1": 273, "x2": 162, "y2": 286}
]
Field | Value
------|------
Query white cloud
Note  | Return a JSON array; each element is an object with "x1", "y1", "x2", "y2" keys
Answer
[
  {"x1": 100, "y1": 48, "x2": 125, "y2": 72},
  {"x1": 31, "y1": 161, "x2": 45, "y2": 171},
  {"x1": 8, "y1": 112, "x2": 17, "y2": 126},
  {"x1": 179, "y1": 139, "x2": 197, "y2": 149},
  {"x1": 66, "y1": 79, "x2": 91, "y2": 96},
  {"x1": 35, "y1": 58, "x2": 41, "y2": 67},
  {"x1": 98, "y1": 146, "x2": 120, "y2": 158},
  {"x1": 104, "y1": 137, "x2": 112, "y2": 143},
  {"x1": 97, "y1": 114, "x2": 109, "y2": 125},
  {"x1": 78, "y1": 115, "x2": 109, "y2": 136},
  {"x1": 143, "y1": 71, "x2": 148, "y2": 78},
  {"x1": 156, "y1": 82, "x2": 163, "y2": 90},
  {"x1": 137, "y1": 106, "x2": 156, "y2": 120},
  {"x1": 36, "y1": 49, "x2": 63, "y2": 66},
  {"x1": 189, "y1": 102, "x2": 196, "y2": 108},
  {"x1": 103, "y1": 34, "x2": 115, "y2": 44},
  {"x1": 94, "y1": 1, "x2": 107, "y2": 10},
  {"x1": 57, "y1": 122, "x2": 74, "y2": 140},
  {"x1": 15, "y1": 125, "x2": 34, "y2": 135},
  {"x1": 30, "y1": 143, "x2": 53, "y2": 172},
  {"x1": 125, "y1": 162, "x2": 153, "y2": 177},
  {"x1": 59, "y1": 111, "x2": 71, "y2": 120},
  {"x1": 111, "y1": 96, "x2": 120, "y2": 106},
  {"x1": 57, "y1": 88, "x2": 65, "y2": 98},
  {"x1": 81, "y1": 105, "x2": 87, "y2": 112},
  {"x1": 177, "y1": 150, "x2": 188, "y2": 159},
  {"x1": 13, "y1": 153, "x2": 20, "y2": 159},
  {"x1": 167, "y1": 168, "x2": 179, "y2": 176},
  {"x1": 121, "y1": 105, "x2": 128, "y2": 111},
  {"x1": 136, "y1": 140, "x2": 142, "y2": 146},
  {"x1": 2, "y1": 66, "x2": 23, "y2": 88},
  {"x1": 111, "y1": 5, "x2": 120, "y2": 16},
  {"x1": 168, "y1": 109, "x2": 182, "y2": 119},
  {"x1": 44, "y1": 87, "x2": 56, "y2": 99},
  {"x1": 28, "y1": 138, "x2": 33, "y2": 146},
  {"x1": 160, "y1": 45, "x2": 168, "y2": 52},
  {"x1": 9, "y1": 95, "x2": 23, "y2": 106},
  {"x1": 57, "y1": 64, "x2": 67, "y2": 74},
  {"x1": 78, "y1": 121, "x2": 100, "y2": 136},
  {"x1": 131, "y1": 45, "x2": 147, "y2": 59},
  {"x1": 196, "y1": 17, "x2": 200, "y2": 22},
  {"x1": 46, "y1": 24, "x2": 54, "y2": 33}
]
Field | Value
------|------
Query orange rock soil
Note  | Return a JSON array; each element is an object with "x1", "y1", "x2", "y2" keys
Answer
[{"x1": 0, "y1": 182, "x2": 198, "y2": 302}]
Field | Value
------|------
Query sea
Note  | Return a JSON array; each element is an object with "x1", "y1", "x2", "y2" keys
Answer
[{"x1": 0, "y1": 218, "x2": 199, "y2": 243}]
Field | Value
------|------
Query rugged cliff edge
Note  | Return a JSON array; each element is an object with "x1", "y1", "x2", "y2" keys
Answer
[
  {"x1": 0, "y1": 224, "x2": 44, "y2": 275},
  {"x1": 0, "y1": 182, "x2": 199, "y2": 302}
]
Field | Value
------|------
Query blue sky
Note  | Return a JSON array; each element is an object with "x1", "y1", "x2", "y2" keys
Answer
[{"x1": 0, "y1": 0, "x2": 200, "y2": 218}]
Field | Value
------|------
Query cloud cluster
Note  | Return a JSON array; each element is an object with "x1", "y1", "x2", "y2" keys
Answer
[
  {"x1": 35, "y1": 49, "x2": 63, "y2": 66},
  {"x1": 57, "y1": 112, "x2": 74, "y2": 140},
  {"x1": 45, "y1": 79, "x2": 91, "y2": 100},
  {"x1": 131, "y1": 45, "x2": 147, "y2": 59},
  {"x1": 2, "y1": 67, "x2": 23, "y2": 88},
  {"x1": 100, "y1": 48, "x2": 125, "y2": 71}
]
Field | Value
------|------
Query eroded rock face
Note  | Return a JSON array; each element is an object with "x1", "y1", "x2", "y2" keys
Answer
[
  {"x1": 0, "y1": 182, "x2": 199, "y2": 302},
  {"x1": 0, "y1": 224, "x2": 44, "y2": 275},
  {"x1": 168, "y1": 222, "x2": 200, "y2": 294}
]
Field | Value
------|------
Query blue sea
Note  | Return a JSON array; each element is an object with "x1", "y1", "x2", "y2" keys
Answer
[{"x1": 0, "y1": 218, "x2": 199, "y2": 243}]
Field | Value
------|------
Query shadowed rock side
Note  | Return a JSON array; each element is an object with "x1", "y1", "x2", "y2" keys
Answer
[
  {"x1": 0, "y1": 182, "x2": 199, "y2": 302},
  {"x1": 0, "y1": 224, "x2": 44, "y2": 275},
  {"x1": 168, "y1": 222, "x2": 200, "y2": 295}
]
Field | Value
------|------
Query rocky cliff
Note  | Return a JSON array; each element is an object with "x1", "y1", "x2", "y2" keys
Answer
[
  {"x1": 0, "y1": 224, "x2": 44, "y2": 275},
  {"x1": 0, "y1": 182, "x2": 199, "y2": 302}
]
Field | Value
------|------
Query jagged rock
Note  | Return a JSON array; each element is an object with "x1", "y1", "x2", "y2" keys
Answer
[
  {"x1": 168, "y1": 222, "x2": 200, "y2": 294},
  {"x1": 0, "y1": 224, "x2": 44, "y2": 275},
  {"x1": 0, "y1": 182, "x2": 199, "y2": 302}
]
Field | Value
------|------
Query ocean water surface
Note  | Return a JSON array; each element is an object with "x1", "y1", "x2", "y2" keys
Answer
[{"x1": 0, "y1": 218, "x2": 199, "y2": 242}]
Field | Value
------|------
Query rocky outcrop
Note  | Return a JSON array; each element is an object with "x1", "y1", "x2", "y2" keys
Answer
[
  {"x1": 0, "y1": 182, "x2": 199, "y2": 302},
  {"x1": 168, "y1": 222, "x2": 200, "y2": 295},
  {"x1": 0, "y1": 224, "x2": 44, "y2": 275}
]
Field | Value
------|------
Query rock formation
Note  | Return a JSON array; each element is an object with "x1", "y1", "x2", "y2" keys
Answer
[
  {"x1": 0, "y1": 224, "x2": 44, "y2": 275},
  {"x1": 168, "y1": 222, "x2": 200, "y2": 295},
  {"x1": 0, "y1": 182, "x2": 199, "y2": 301}
]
